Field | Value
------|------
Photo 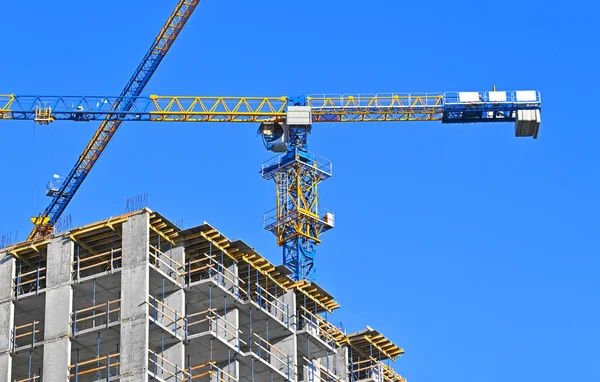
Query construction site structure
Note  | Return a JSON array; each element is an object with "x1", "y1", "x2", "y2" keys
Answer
[{"x1": 0, "y1": 208, "x2": 405, "y2": 382}]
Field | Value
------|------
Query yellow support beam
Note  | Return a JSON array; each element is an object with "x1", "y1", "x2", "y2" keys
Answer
[
  {"x1": 149, "y1": 95, "x2": 288, "y2": 122},
  {"x1": 0, "y1": 94, "x2": 14, "y2": 119}
]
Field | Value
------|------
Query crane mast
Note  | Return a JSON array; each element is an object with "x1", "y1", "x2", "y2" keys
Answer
[{"x1": 25, "y1": 0, "x2": 200, "y2": 240}]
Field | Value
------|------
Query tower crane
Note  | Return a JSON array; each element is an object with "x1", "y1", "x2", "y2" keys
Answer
[
  {"x1": 0, "y1": 0, "x2": 542, "y2": 281},
  {"x1": 0, "y1": 91, "x2": 542, "y2": 280}
]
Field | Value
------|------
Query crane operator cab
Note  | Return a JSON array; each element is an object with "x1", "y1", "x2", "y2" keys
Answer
[
  {"x1": 259, "y1": 106, "x2": 312, "y2": 153},
  {"x1": 46, "y1": 174, "x2": 65, "y2": 197},
  {"x1": 259, "y1": 122, "x2": 287, "y2": 152}
]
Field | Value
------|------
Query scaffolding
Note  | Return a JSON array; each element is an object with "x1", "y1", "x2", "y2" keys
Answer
[{"x1": 0, "y1": 209, "x2": 407, "y2": 382}]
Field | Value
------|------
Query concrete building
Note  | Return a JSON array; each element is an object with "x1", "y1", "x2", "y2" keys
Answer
[{"x1": 0, "y1": 209, "x2": 405, "y2": 382}]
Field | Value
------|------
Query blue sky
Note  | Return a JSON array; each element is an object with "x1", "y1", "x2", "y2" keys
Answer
[{"x1": 1, "y1": 0, "x2": 599, "y2": 380}]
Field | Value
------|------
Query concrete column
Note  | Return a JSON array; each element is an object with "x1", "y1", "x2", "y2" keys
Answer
[
  {"x1": 215, "y1": 354, "x2": 239, "y2": 382},
  {"x1": 43, "y1": 236, "x2": 74, "y2": 381},
  {"x1": 273, "y1": 289, "x2": 297, "y2": 380},
  {"x1": 273, "y1": 334, "x2": 297, "y2": 380},
  {"x1": 216, "y1": 302, "x2": 239, "y2": 382},
  {"x1": 282, "y1": 289, "x2": 296, "y2": 330},
  {"x1": 162, "y1": 288, "x2": 185, "y2": 379},
  {"x1": 162, "y1": 342, "x2": 185, "y2": 381},
  {"x1": 223, "y1": 308, "x2": 239, "y2": 348},
  {"x1": 171, "y1": 244, "x2": 185, "y2": 285},
  {"x1": 120, "y1": 212, "x2": 150, "y2": 381},
  {"x1": 158, "y1": 243, "x2": 185, "y2": 284},
  {"x1": 161, "y1": 243, "x2": 185, "y2": 380},
  {"x1": 164, "y1": 289, "x2": 185, "y2": 338},
  {"x1": 318, "y1": 346, "x2": 349, "y2": 382},
  {"x1": 0, "y1": 254, "x2": 15, "y2": 380},
  {"x1": 224, "y1": 261, "x2": 240, "y2": 297}
]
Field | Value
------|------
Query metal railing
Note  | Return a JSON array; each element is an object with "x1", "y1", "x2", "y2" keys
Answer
[
  {"x1": 11, "y1": 320, "x2": 41, "y2": 350},
  {"x1": 13, "y1": 375, "x2": 41, "y2": 382},
  {"x1": 187, "y1": 361, "x2": 239, "y2": 381},
  {"x1": 349, "y1": 359, "x2": 406, "y2": 382},
  {"x1": 14, "y1": 267, "x2": 46, "y2": 296},
  {"x1": 68, "y1": 352, "x2": 120, "y2": 381},
  {"x1": 149, "y1": 244, "x2": 186, "y2": 284},
  {"x1": 184, "y1": 253, "x2": 247, "y2": 300},
  {"x1": 72, "y1": 299, "x2": 121, "y2": 334},
  {"x1": 254, "y1": 283, "x2": 291, "y2": 329},
  {"x1": 263, "y1": 206, "x2": 334, "y2": 234},
  {"x1": 186, "y1": 307, "x2": 244, "y2": 350},
  {"x1": 148, "y1": 349, "x2": 189, "y2": 381},
  {"x1": 148, "y1": 295, "x2": 186, "y2": 335},
  {"x1": 261, "y1": 152, "x2": 332, "y2": 179},
  {"x1": 247, "y1": 331, "x2": 291, "y2": 379},
  {"x1": 298, "y1": 306, "x2": 340, "y2": 348},
  {"x1": 307, "y1": 93, "x2": 444, "y2": 110},
  {"x1": 303, "y1": 357, "x2": 343, "y2": 382},
  {"x1": 350, "y1": 359, "x2": 383, "y2": 382},
  {"x1": 72, "y1": 248, "x2": 122, "y2": 280}
]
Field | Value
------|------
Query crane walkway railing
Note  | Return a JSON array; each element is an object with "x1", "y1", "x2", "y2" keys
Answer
[
  {"x1": 68, "y1": 352, "x2": 120, "y2": 380},
  {"x1": 11, "y1": 320, "x2": 41, "y2": 350},
  {"x1": 263, "y1": 206, "x2": 334, "y2": 237},
  {"x1": 72, "y1": 247, "x2": 122, "y2": 280},
  {"x1": 261, "y1": 152, "x2": 333, "y2": 179},
  {"x1": 72, "y1": 298, "x2": 121, "y2": 334}
]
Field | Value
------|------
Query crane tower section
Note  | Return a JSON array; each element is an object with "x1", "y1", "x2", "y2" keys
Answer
[{"x1": 260, "y1": 107, "x2": 333, "y2": 280}]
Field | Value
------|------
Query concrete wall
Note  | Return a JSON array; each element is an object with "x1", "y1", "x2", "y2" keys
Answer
[
  {"x1": 43, "y1": 236, "x2": 74, "y2": 381},
  {"x1": 275, "y1": 290, "x2": 298, "y2": 380},
  {"x1": 120, "y1": 212, "x2": 150, "y2": 381},
  {"x1": 0, "y1": 253, "x2": 15, "y2": 380}
]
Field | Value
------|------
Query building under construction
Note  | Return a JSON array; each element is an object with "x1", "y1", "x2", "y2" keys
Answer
[
  {"x1": 0, "y1": 208, "x2": 405, "y2": 381},
  {"x1": 0, "y1": 1, "x2": 542, "y2": 380}
]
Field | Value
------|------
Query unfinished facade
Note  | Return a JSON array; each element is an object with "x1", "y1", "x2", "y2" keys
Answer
[{"x1": 0, "y1": 209, "x2": 405, "y2": 382}]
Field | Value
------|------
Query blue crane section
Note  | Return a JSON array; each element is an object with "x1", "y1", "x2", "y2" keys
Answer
[{"x1": 22, "y1": 0, "x2": 200, "y2": 240}]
